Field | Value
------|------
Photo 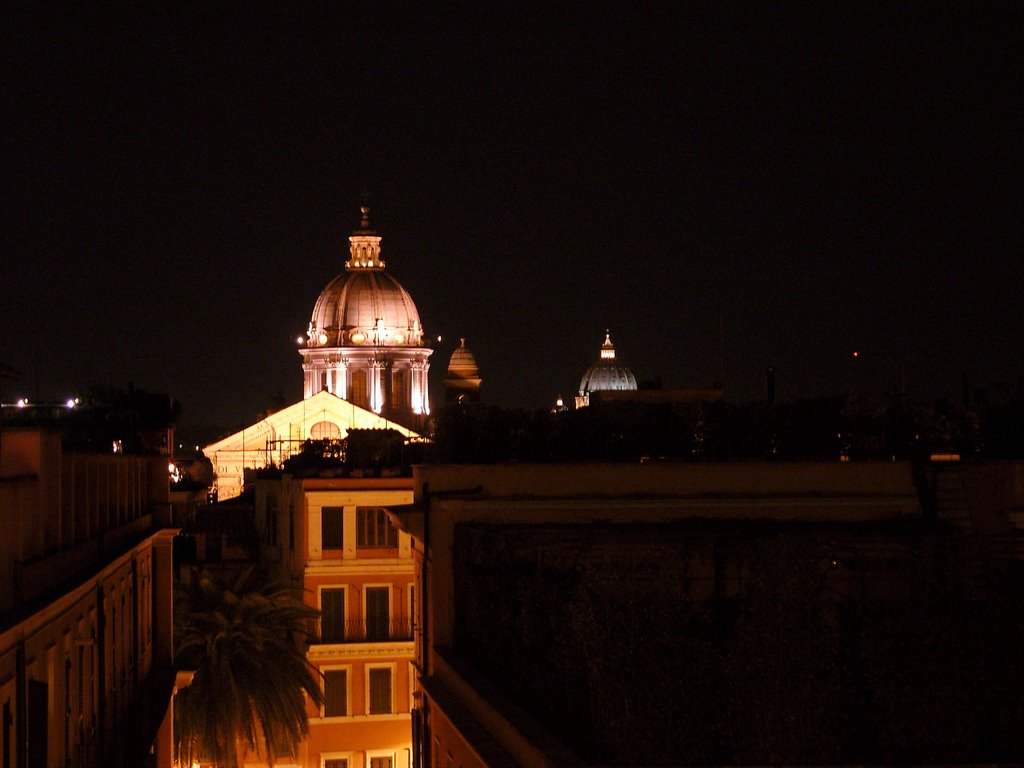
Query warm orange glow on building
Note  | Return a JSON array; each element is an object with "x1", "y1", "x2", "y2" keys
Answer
[
  {"x1": 253, "y1": 476, "x2": 416, "y2": 768},
  {"x1": 1, "y1": 426, "x2": 177, "y2": 767}
]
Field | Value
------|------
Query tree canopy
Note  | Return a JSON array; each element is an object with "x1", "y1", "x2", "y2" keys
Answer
[{"x1": 174, "y1": 567, "x2": 324, "y2": 767}]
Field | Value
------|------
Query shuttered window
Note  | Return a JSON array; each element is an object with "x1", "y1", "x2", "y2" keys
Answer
[
  {"x1": 368, "y1": 668, "x2": 392, "y2": 714},
  {"x1": 324, "y1": 670, "x2": 347, "y2": 717},
  {"x1": 322, "y1": 507, "x2": 343, "y2": 550},
  {"x1": 321, "y1": 589, "x2": 345, "y2": 643},
  {"x1": 357, "y1": 508, "x2": 397, "y2": 548}
]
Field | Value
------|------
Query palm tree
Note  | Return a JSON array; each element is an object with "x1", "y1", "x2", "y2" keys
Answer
[{"x1": 174, "y1": 567, "x2": 325, "y2": 767}]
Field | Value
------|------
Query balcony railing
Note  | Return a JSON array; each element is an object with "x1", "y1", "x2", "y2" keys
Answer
[{"x1": 318, "y1": 618, "x2": 413, "y2": 644}]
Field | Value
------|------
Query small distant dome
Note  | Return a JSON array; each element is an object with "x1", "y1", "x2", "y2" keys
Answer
[
  {"x1": 447, "y1": 338, "x2": 480, "y2": 380},
  {"x1": 444, "y1": 338, "x2": 482, "y2": 403},
  {"x1": 577, "y1": 331, "x2": 636, "y2": 406}
]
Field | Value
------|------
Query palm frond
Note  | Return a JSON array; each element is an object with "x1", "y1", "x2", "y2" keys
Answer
[{"x1": 174, "y1": 568, "x2": 324, "y2": 767}]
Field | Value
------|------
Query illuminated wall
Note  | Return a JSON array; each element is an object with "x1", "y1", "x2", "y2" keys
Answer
[{"x1": 253, "y1": 477, "x2": 417, "y2": 768}]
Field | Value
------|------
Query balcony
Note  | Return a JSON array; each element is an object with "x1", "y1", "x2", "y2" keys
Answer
[{"x1": 318, "y1": 618, "x2": 413, "y2": 644}]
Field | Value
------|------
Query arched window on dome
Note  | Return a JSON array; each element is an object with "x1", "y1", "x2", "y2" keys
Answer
[{"x1": 310, "y1": 421, "x2": 341, "y2": 440}]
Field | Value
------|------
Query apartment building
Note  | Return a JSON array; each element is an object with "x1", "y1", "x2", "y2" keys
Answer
[
  {"x1": 255, "y1": 474, "x2": 416, "y2": 768},
  {"x1": 0, "y1": 420, "x2": 177, "y2": 767}
]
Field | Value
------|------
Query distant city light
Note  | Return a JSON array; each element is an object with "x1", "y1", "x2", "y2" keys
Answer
[
  {"x1": 66, "y1": 398, "x2": 76, "y2": 408},
  {"x1": 296, "y1": 336, "x2": 304, "y2": 344},
  {"x1": 17, "y1": 398, "x2": 27, "y2": 408},
  {"x1": 852, "y1": 351, "x2": 859, "y2": 358}
]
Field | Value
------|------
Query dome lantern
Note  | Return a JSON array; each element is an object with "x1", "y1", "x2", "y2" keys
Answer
[{"x1": 345, "y1": 205, "x2": 385, "y2": 271}]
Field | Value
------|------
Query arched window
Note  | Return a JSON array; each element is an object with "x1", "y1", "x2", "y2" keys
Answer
[{"x1": 310, "y1": 421, "x2": 341, "y2": 440}]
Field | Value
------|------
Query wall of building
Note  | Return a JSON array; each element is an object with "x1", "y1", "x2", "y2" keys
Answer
[
  {"x1": 405, "y1": 461, "x2": 1024, "y2": 767},
  {"x1": 404, "y1": 462, "x2": 931, "y2": 766},
  {"x1": 254, "y1": 475, "x2": 417, "y2": 768},
  {"x1": 0, "y1": 427, "x2": 176, "y2": 767}
]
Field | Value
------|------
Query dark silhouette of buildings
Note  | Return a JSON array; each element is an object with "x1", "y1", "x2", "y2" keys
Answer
[{"x1": 394, "y1": 459, "x2": 1024, "y2": 767}]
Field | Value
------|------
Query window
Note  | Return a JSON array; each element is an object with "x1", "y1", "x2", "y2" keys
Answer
[
  {"x1": 391, "y1": 369, "x2": 408, "y2": 409},
  {"x1": 350, "y1": 370, "x2": 368, "y2": 409},
  {"x1": 320, "y1": 589, "x2": 345, "y2": 643},
  {"x1": 63, "y1": 655, "x2": 71, "y2": 759},
  {"x1": 365, "y1": 587, "x2": 390, "y2": 641},
  {"x1": 321, "y1": 507, "x2": 343, "y2": 550},
  {"x1": 369, "y1": 758, "x2": 393, "y2": 768},
  {"x1": 357, "y1": 508, "x2": 397, "y2": 549},
  {"x1": 323, "y1": 670, "x2": 347, "y2": 717},
  {"x1": 311, "y1": 420, "x2": 340, "y2": 440},
  {"x1": 266, "y1": 496, "x2": 278, "y2": 546},
  {"x1": 368, "y1": 668, "x2": 393, "y2": 714},
  {"x1": 3, "y1": 700, "x2": 11, "y2": 768},
  {"x1": 324, "y1": 760, "x2": 348, "y2": 768},
  {"x1": 27, "y1": 680, "x2": 47, "y2": 765}
]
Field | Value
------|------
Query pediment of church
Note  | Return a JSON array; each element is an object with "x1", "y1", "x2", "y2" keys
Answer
[{"x1": 204, "y1": 390, "x2": 420, "y2": 455}]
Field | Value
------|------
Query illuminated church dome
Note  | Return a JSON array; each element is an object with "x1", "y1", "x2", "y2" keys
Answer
[
  {"x1": 300, "y1": 207, "x2": 431, "y2": 428},
  {"x1": 307, "y1": 211, "x2": 425, "y2": 348},
  {"x1": 575, "y1": 331, "x2": 637, "y2": 408},
  {"x1": 444, "y1": 338, "x2": 482, "y2": 403}
]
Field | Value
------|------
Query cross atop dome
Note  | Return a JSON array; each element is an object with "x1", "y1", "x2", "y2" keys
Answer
[{"x1": 346, "y1": 205, "x2": 385, "y2": 271}]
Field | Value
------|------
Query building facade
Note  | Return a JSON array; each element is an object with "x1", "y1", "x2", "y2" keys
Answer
[
  {"x1": 204, "y1": 391, "x2": 419, "y2": 501},
  {"x1": 254, "y1": 474, "x2": 417, "y2": 768},
  {"x1": 0, "y1": 425, "x2": 178, "y2": 768},
  {"x1": 394, "y1": 461, "x2": 1024, "y2": 767}
]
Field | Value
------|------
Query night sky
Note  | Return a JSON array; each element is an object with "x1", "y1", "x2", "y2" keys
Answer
[{"x1": 3, "y1": 5, "x2": 1021, "y2": 440}]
